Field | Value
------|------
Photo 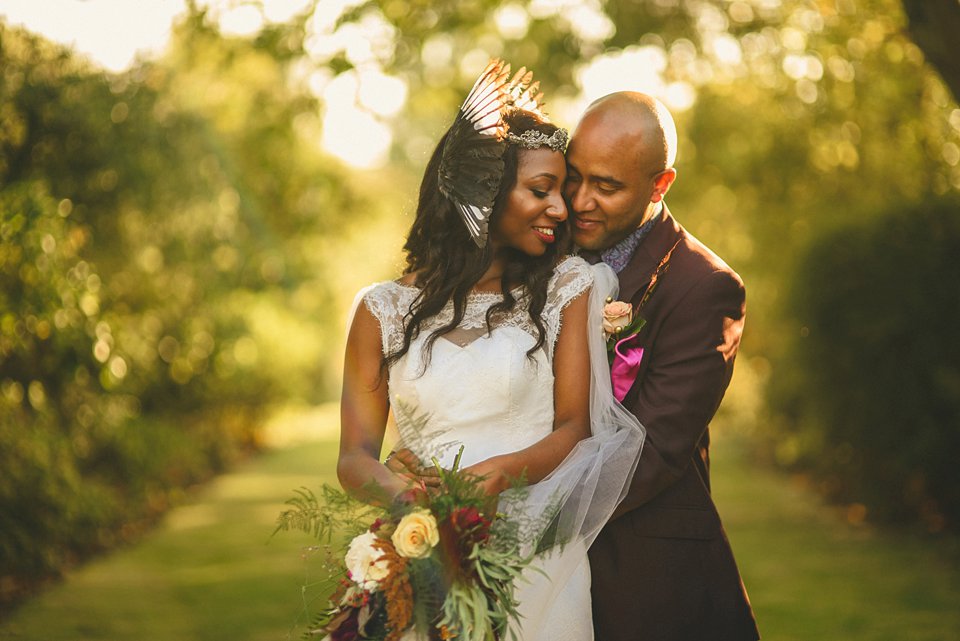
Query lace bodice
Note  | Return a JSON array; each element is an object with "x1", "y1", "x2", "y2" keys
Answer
[
  {"x1": 361, "y1": 256, "x2": 594, "y2": 468},
  {"x1": 363, "y1": 256, "x2": 593, "y2": 361}
]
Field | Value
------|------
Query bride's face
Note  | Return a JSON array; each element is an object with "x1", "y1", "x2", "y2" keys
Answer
[{"x1": 490, "y1": 148, "x2": 568, "y2": 257}]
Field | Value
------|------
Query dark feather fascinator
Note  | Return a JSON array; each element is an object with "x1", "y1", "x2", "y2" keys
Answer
[{"x1": 437, "y1": 59, "x2": 548, "y2": 247}]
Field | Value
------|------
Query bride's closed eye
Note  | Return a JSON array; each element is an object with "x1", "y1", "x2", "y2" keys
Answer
[{"x1": 529, "y1": 177, "x2": 558, "y2": 199}]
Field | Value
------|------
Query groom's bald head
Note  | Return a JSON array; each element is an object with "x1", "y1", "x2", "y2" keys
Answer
[{"x1": 581, "y1": 92, "x2": 678, "y2": 174}]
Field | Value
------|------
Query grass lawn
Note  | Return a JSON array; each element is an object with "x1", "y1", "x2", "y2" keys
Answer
[
  {"x1": 0, "y1": 406, "x2": 342, "y2": 641},
  {"x1": 1, "y1": 408, "x2": 958, "y2": 640},
  {"x1": 713, "y1": 434, "x2": 960, "y2": 641}
]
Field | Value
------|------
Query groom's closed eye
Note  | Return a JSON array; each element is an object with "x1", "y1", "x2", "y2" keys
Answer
[
  {"x1": 565, "y1": 176, "x2": 622, "y2": 197},
  {"x1": 597, "y1": 182, "x2": 620, "y2": 194}
]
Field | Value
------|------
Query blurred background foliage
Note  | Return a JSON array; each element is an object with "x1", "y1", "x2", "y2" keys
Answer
[{"x1": 1, "y1": 0, "x2": 958, "y2": 610}]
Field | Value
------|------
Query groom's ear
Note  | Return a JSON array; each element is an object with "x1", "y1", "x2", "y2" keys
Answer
[{"x1": 651, "y1": 168, "x2": 677, "y2": 203}]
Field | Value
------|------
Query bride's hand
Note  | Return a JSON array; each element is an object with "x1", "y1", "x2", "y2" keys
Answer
[
  {"x1": 463, "y1": 458, "x2": 510, "y2": 497},
  {"x1": 384, "y1": 448, "x2": 442, "y2": 488}
]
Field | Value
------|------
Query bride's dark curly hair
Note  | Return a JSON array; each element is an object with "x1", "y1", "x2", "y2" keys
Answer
[{"x1": 386, "y1": 110, "x2": 570, "y2": 369}]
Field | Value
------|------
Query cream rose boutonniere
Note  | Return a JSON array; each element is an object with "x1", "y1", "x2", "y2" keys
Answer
[
  {"x1": 602, "y1": 300, "x2": 634, "y2": 338},
  {"x1": 344, "y1": 530, "x2": 391, "y2": 591},
  {"x1": 603, "y1": 298, "x2": 647, "y2": 357},
  {"x1": 391, "y1": 509, "x2": 440, "y2": 559}
]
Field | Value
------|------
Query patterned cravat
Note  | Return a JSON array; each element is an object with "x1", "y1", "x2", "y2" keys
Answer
[{"x1": 599, "y1": 213, "x2": 659, "y2": 273}]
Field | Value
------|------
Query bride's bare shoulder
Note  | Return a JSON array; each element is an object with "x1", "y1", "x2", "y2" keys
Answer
[{"x1": 396, "y1": 272, "x2": 420, "y2": 287}]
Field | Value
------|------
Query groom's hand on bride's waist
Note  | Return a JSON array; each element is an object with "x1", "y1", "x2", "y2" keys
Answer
[{"x1": 384, "y1": 448, "x2": 442, "y2": 488}]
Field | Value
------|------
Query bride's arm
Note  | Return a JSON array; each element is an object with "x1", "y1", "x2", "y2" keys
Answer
[
  {"x1": 463, "y1": 290, "x2": 592, "y2": 495},
  {"x1": 337, "y1": 302, "x2": 410, "y2": 504}
]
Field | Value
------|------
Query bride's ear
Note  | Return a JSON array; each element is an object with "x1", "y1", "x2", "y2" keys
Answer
[{"x1": 651, "y1": 168, "x2": 677, "y2": 203}]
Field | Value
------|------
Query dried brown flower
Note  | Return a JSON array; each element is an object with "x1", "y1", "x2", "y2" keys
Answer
[{"x1": 374, "y1": 539, "x2": 414, "y2": 641}]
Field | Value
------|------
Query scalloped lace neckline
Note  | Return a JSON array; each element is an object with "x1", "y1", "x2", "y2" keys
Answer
[{"x1": 390, "y1": 280, "x2": 525, "y2": 299}]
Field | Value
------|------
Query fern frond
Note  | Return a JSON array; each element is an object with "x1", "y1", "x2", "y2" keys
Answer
[{"x1": 274, "y1": 485, "x2": 382, "y2": 542}]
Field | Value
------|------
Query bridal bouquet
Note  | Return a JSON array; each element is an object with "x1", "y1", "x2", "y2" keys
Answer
[{"x1": 276, "y1": 447, "x2": 537, "y2": 641}]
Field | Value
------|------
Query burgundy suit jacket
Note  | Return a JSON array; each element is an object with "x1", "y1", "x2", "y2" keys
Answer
[{"x1": 589, "y1": 206, "x2": 760, "y2": 641}]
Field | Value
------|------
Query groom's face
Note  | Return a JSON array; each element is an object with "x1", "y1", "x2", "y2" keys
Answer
[{"x1": 564, "y1": 114, "x2": 658, "y2": 251}]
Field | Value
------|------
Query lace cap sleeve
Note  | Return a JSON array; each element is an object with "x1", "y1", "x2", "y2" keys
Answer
[
  {"x1": 548, "y1": 255, "x2": 594, "y2": 310},
  {"x1": 360, "y1": 282, "x2": 410, "y2": 357},
  {"x1": 542, "y1": 256, "x2": 595, "y2": 358}
]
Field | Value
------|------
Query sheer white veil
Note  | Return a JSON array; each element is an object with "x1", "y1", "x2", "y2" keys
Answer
[{"x1": 501, "y1": 262, "x2": 645, "y2": 638}]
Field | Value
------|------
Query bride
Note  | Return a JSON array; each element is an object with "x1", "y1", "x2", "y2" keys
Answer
[{"x1": 336, "y1": 60, "x2": 644, "y2": 641}]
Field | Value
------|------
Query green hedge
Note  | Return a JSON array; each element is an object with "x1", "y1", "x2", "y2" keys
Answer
[
  {"x1": 770, "y1": 197, "x2": 960, "y2": 531},
  {"x1": 0, "y1": 21, "x2": 370, "y2": 607},
  {"x1": 0, "y1": 79, "x2": 268, "y2": 607}
]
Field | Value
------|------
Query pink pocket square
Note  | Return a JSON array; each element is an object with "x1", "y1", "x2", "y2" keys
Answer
[{"x1": 611, "y1": 335, "x2": 644, "y2": 402}]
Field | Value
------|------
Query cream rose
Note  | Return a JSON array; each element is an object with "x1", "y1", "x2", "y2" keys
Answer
[
  {"x1": 344, "y1": 531, "x2": 390, "y2": 591},
  {"x1": 391, "y1": 509, "x2": 440, "y2": 559},
  {"x1": 603, "y1": 300, "x2": 633, "y2": 336}
]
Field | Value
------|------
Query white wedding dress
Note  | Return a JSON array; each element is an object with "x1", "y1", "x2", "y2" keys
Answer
[{"x1": 359, "y1": 256, "x2": 643, "y2": 641}]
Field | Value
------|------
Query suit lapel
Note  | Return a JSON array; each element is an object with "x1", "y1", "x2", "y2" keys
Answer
[{"x1": 618, "y1": 204, "x2": 684, "y2": 306}]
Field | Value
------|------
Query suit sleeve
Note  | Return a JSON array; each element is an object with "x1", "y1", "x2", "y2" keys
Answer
[{"x1": 615, "y1": 267, "x2": 745, "y2": 516}]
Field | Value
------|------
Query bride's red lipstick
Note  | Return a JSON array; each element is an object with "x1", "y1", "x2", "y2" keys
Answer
[{"x1": 533, "y1": 226, "x2": 556, "y2": 243}]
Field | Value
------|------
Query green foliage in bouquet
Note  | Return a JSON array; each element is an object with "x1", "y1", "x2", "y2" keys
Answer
[
  {"x1": 276, "y1": 408, "x2": 549, "y2": 641},
  {"x1": 275, "y1": 486, "x2": 382, "y2": 544}
]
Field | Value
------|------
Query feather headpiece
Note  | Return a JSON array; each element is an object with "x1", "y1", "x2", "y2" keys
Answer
[{"x1": 437, "y1": 59, "x2": 550, "y2": 248}]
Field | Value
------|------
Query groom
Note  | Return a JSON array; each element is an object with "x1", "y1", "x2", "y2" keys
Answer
[{"x1": 566, "y1": 93, "x2": 760, "y2": 641}]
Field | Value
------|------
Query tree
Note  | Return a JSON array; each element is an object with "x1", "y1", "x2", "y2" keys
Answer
[
  {"x1": 0, "y1": 16, "x2": 393, "y2": 605},
  {"x1": 902, "y1": 0, "x2": 960, "y2": 101}
]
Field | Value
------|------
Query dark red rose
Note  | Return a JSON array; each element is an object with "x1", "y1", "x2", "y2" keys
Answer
[
  {"x1": 451, "y1": 506, "x2": 491, "y2": 544},
  {"x1": 328, "y1": 607, "x2": 360, "y2": 641}
]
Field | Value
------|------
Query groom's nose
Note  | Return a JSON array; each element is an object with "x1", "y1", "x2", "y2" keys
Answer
[{"x1": 566, "y1": 181, "x2": 594, "y2": 215}]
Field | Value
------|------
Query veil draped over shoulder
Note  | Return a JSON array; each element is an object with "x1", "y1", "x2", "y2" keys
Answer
[{"x1": 499, "y1": 262, "x2": 644, "y2": 638}]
